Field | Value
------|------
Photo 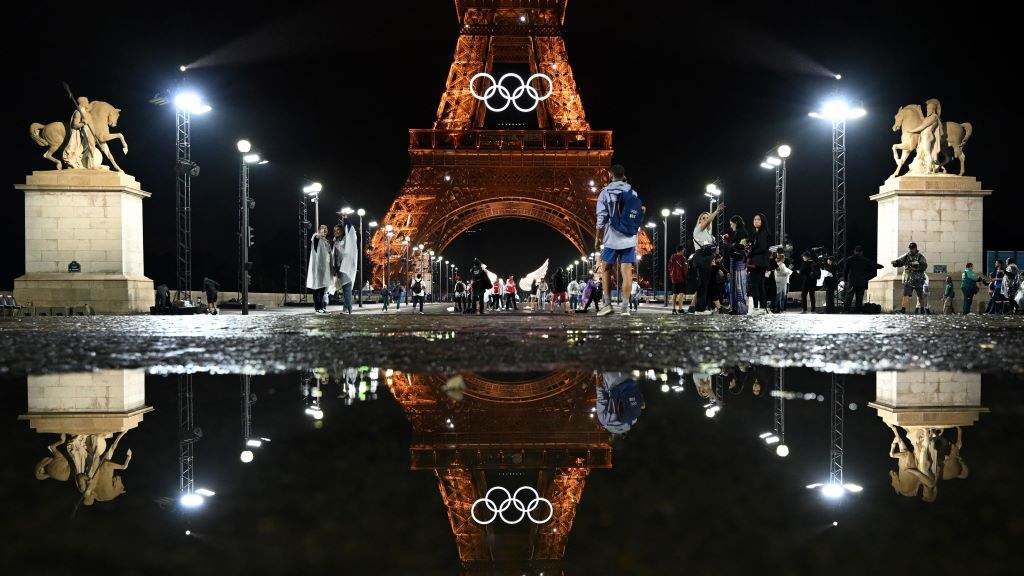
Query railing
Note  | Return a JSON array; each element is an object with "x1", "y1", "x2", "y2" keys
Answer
[{"x1": 410, "y1": 129, "x2": 612, "y2": 152}]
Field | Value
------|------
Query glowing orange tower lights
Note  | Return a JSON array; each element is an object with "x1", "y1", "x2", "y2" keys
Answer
[{"x1": 370, "y1": 0, "x2": 650, "y2": 286}]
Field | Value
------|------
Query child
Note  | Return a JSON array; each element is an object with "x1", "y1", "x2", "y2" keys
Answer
[{"x1": 942, "y1": 275, "x2": 955, "y2": 314}]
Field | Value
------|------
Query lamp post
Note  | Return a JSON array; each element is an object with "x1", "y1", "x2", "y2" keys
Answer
[
  {"x1": 237, "y1": 140, "x2": 266, "y2": 316},
  {"x1": 809, "y1": 99, "x2": 865, "y2": 269},
  {"x1": 661, "y1": 209, "x2": 670, "y2": 306},
  {"x1": 302, "y1": 182, "x2": 323, "y2": 231},
  {"x1": 645, "y1": 222, "x2": 657, "y2": 294},
  {"x1": 704, "y1": 183, "x2": 722, "y2": 237},
  {"x1": 760, "y1": 144, "x2": 791, "y2": 246},
  {"x1": 672, "y1": 208, "x2": 686, "y2": 252},
  {"x1": 172, "y1": 90, "x2": 210, "y2": 305},
  {"x1": 384, "y1": 225, "x2": 394, "y2": 290},
  {"x1": 356, "y1": 209, "x2": 366, "y2": 306}
]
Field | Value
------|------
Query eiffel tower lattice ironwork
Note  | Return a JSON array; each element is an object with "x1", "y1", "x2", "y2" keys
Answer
[{"x1": 370, "y1": 0, "x2": 650, "y2": 287}]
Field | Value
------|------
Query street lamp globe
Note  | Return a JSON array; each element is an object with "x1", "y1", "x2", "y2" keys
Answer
[
  {"x1": 660, "y1": 208, "x2": 670, "y2": 217},
  {"x1": 236, "y1": 139, "x2": 252, "y2": 153},
  {"x1": 357, "y1": 208, "x2": 366, "y2": 217},
  {"x1": 777, "y1": 144, "x2": 792, "y2": 158},
  {"x1": 240, "y1": 450, "x2": 254, "y2": 463}
]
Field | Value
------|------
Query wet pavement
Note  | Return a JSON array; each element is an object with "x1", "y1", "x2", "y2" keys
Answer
[{"x1": 1, "y1": 308, "x2": 1023, "y2": 376}]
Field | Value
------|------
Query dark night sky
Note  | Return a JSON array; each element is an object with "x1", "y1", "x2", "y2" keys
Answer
[{"x1": 2, "y1": 1, "x2": 1016, "y2": 292}]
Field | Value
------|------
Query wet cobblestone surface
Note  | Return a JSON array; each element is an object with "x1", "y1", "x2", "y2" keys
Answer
[{"x1": 1, "y1": 310, "x2": 1022, "y2": 376}]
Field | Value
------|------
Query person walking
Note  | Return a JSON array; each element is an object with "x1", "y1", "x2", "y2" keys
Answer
[
  {"x1": 306, "y1": 224, "x2": 332, "y2": 314},
  {"x1": 203, "y1": 277, "x2": 220, "y2": 315},
  {"x1": 568, "y1": 276, "x2": 581, "y2": 311},
  {"x1": 822, "y1": 256, "x2": 839, "y2": 313},
  {"x1": 550, "y1": 266, "x2": 570, "y2": 313},
  {"x1": 772, "y1": 251, "x2": 792, "y2": 313},
  {"x1": 629, "y1": 276, "x2": 641, "y2": 311},
  {"x1": 748, "y1": 213, "x2": 771, "y2": 313},
  {"x1": 491, "y1": 278, "x2": 502, "y2": 310},
  {"x1": 538, "y1": 278, "x2": 549, "y2": 310},
  {"x1": 798, "y1": 251, "x2": 820, "y2": 313},
  {"x1": 595, "y1": 164, "x2": 643, "y2": 316},
  {"x1": 393, "y1": 283, "x2": 403, "y2": 311},
  {"x1": 842, "y1": 245, "x2": 883, "y2": 312},
  {"x1": 942, "y1": 275, "x2": 956, "y2": 314},
  {"x1": 381, "y1": 284, "x2": 391, "y2": 311},
  {"x1": 960, "y1": 262, "x2": 984, "y2": 314},
  {"x1": 410, "y1": 274, "x2": 426, "y2": 313},
  {"x1": 668, "y1": 244, "x2": 688, "y2": 314},
  {"x1": 891, "y1": 242, "x2": 928, "y2": 314},
  {"x1": 505, "y1": 276, "x2": 519, "y2": 310},
  {"x1": 723, "y1": 215, "x2": 749, "y2": 315}
]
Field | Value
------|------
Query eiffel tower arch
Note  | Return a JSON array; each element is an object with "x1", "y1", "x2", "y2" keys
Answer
[{"x1": 370, "y1": 0, "x2": 650, "y2": 287}]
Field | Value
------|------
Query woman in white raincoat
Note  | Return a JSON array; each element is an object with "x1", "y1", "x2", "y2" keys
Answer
[
  {"x1": 332, "y1": 220, "x2": 359, "y2": 314},
  {"x1": 306, "y1": 224, "x2": 332, "y2": 313}
]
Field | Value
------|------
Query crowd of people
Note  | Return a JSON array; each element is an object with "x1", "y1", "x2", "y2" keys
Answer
[{"x1": 308, "y1": 164, "x2": 1021, "y2": 317}]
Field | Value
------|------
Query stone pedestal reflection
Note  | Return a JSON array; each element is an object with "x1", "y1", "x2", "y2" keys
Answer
[
  {"x1": 20, "y1": 369, "x2": 152, "y2": 434},
  {"x1": 869, "y1": 370, "x2": 987, "y2": 427}
]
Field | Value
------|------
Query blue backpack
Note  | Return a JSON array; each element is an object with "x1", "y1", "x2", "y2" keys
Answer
[{"x1": 607, "y1": 186, "x2": 643, "y2": 237}]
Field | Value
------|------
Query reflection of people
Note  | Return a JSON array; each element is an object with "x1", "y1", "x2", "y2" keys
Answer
[{"x1": 596, "y1": 372, "x2": 645, "y2": 436}]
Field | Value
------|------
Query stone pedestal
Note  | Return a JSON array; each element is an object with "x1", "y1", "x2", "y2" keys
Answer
[
  {"x1": 866, "y1": 175, "x2": 991, "y2": 312},
  {"x1": 19, "y1": 369, "x2": 152, "y2": 434},
  {"x1": 13, "y1": 170, "x2": 155, "y2": 313},
  {"x1": 868, "y1": 371, "x2": 987, "y2": 428}
]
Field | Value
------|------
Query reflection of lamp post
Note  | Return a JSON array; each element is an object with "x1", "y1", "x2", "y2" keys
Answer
[
  {"x1": 806, "y1": 374, "x2": 862, "y2": 500},
  {"x1": 809, "y1": 99, "x2": 865, "y2": 269}
]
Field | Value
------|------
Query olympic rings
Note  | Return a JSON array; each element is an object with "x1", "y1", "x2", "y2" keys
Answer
[
  {"x1": 469, "y1": 72, "x2": 554, "y2": 113},
  {"x1": 470, "y1": 485, "x2": 554, "y2": 525}
]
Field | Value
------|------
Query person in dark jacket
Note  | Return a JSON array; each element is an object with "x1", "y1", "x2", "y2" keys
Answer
[
  {"x1": 550, "y1": 267, "x2": 570, "y2": 312},
  {"x1": 722, "y1": 215, "x2": 749, "y2": 315},
  {"x1": 202, "y1": 277, "x2": 220, "y2": 315},
  {"x1": 469, "y1": 259, "x2": 487, "y2": 314},
  {"x1": 668, "y1": 244, "x2": 689, "y2": 314},
  {"x1": 748, "y1": 213, "x2": 771, "y2": 312},
  {"x1": 842, "y1": 246, "x2": 883, "y2": 312},
  {"x1": 822, "y1": 256, "x2": 839, "y2": 313},
  {"x1": 799, "y1": 251, "x2": 820, "y2": 313}
]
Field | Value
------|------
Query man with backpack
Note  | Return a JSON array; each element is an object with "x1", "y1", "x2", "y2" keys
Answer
[
  {"x1": 595, "y1": 164, "x2": 644, "y2": 316},
  {"x1": 891, "y1": 242, "x2": 928, "y2": 314},
  {"x1": 409, "y1": 274, "x2": 426, "y2": 314}
]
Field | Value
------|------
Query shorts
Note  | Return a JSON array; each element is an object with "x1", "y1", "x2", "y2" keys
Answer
[
  {"x1": 551, "y1": 292, "x2": 568, "y2": 303},
  {"x1": 902, "y1": 282, "x2": 925, "y2": 297},
  {"x1": 601, "y1": 245, "x2": 637, "y2": 265},
  {"x1": 672, "y1": 283, "x2": 686, "y2": 295}
]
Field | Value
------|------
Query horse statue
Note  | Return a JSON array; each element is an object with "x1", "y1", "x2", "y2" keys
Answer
[
  {"x1": 29, "y1": 100, "x2": 128, "y2": 172},
  {"x1": 891, "y1": 103, "x2": 972, "y2": 178}
]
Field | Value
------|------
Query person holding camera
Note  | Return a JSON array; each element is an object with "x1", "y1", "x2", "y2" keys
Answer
[
  {"x1": 799, "y1": 251, "x2": 820, "y2": 313},
  {"x1": 892, "y1": 242, "x2": 928, "y2": 314}
]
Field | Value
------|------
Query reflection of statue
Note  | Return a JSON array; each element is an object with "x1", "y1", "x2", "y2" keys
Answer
[
  {"x1": 28, "y1": 94, "x2": 128, "y2": 171},
  {"x1": 32, "y1": 431, "x2": 132, "y2": 505},
  {"x1": 34, "y1": 434, "x2": 72, "y2": 481},
  {"x1": 888, "y1": 424, "x2": 937, "y2": 502},
  {"x1": 887, "y1": 424, "x2": 969, "y2": 502},
  {"x1": 890, "y1": 98, "x2": 973, "y2": 177}
]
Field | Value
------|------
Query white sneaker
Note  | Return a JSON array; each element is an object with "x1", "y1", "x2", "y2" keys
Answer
[
  {"x1": 620, "y1": 310, "x2": 631, "y2": 316},
  {"x1": 597, "y1": 304, "x2": 615, "y2": 316}
]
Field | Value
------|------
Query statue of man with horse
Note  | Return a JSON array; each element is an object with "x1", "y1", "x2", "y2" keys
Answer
[
  {"x1": 890, "y1": 98, "x2": 972, "y2": 178},
  {"x1": 28, "y1": 84, "x2": 128, "y2": 172}
]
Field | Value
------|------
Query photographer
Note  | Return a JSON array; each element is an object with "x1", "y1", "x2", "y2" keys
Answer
[
  {"x1": 892, "y1": 242, "x2": 928, "y2": 314},
  {"x1": 799, "y1": 251, "x2": 820, "y2": 313},
  {"x1": 843, "y1": 246, "x2": 883, "y2": 312}
]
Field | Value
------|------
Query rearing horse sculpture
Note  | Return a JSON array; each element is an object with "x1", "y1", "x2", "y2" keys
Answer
[
  {"x1": 891, "y1": 104, "x2": 972, "y2": 178},
  {"x1": 29, "y1": 100, "x2": 128, "y2": 171}
]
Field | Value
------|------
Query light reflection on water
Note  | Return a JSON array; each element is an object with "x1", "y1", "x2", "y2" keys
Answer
[{"x1": 3, "y1": 366, "x2": 1020, "y2": 574}]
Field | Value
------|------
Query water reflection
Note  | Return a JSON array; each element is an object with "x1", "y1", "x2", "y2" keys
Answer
[
  {"x1": 23, "y1": 370, "x2": 150, "y2": 506},
  {"x1": 5, "y1": 366, "x2": 1016, "y2": 573},
  {"x1": 870, "y1": 371, "x2": 985, "y2": 502}
]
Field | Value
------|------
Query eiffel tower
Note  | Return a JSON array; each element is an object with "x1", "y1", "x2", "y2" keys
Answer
[
  {"x1": 370, "y1": 0, "x2": 650, "y2": 286},
  {"x1": 388, "y1": 370, "x2": 611, "y2": 566}
]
